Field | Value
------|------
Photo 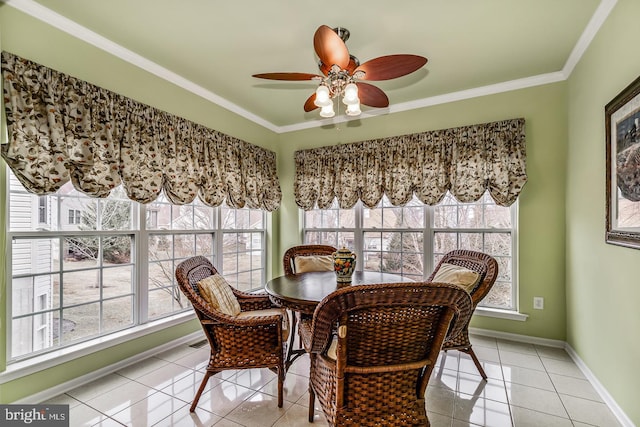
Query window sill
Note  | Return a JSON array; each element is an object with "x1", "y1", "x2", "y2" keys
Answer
[
  {"x1": 474, "y1": 307, "x2": 529, "y2": 321},
  {"x1": 0, "y1": 311, "x2": 196, "y2": 384}
]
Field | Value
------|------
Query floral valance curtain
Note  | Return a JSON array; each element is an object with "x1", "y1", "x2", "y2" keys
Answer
[
  {"x1": 1, "y1": 51, "x2": 281, "y2": 211},
  {"x1": 295, "y1": 118, "x2": 526, "y2": 209}
]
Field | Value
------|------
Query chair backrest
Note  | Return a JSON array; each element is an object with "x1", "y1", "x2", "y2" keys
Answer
[
  {"x1": 282, "y1": 244, "x2": 337, "y2": 275},
  {"x1": 307, "y1": 282, "x2": 472, "y2": 424},
  {"x1": 427, "y1": 249, "x2": 498, "y2": 307},
  {"x1": 175, "y1": 255, "x2": 220, "y2": 320},
  {"x1": 309, "y1": 282, "x2": 472, "y2": 364}
]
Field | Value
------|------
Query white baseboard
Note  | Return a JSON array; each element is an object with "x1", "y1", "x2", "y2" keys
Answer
[
  {"x1": 13, "y1": 331, "x2": 203, "y2": 405},
  {"x1": 564, "y1": 344, "x2": 635, "y2": 427},
  {"x1": 469, "y1": 327, "x2": 566, "y2": 348},
  {"x1": 469, "y1": 327, "x2": 634, "y2": 427}
]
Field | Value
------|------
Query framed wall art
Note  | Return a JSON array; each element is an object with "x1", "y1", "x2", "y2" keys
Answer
[{"x1": 605, "y1": 75, "x2": 640, "y2": 249}]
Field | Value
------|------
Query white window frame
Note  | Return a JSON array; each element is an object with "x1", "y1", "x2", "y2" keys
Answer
[
  {"x1": 302, "y1": 194, "x2": 524, "y2": 319},
  {"x1": 5, "y1": 171, "x2": 267, "y2": 363}
]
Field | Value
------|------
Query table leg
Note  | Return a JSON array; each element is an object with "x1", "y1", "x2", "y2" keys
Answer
[{"x1": 284, "y1": 310, "x2": 306, "y2": 372}]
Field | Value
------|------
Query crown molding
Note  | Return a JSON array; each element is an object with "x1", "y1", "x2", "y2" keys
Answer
[
  {"x1": 1, "y1": 0, "x2": 280, "y2": 133},
  {"x1": 562, "y1": 0, "x2": 618, "y2": 76},
  {"x1": 1, "y1": 0, "x2": 616, "y2": 134}
]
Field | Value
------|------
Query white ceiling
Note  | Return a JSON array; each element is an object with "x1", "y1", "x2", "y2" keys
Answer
[{"x1": 4, "y1": 0, "x2": 615, "y2": 133}]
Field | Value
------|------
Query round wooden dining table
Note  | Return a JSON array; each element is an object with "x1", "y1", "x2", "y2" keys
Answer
[{"x1": 265, "y1": 270, "x2": 413, "y2": 315}]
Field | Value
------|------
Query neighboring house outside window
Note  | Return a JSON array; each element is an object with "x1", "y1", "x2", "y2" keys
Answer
[
  {"x1": 6, "y1": 170, "x2": 267, "y2": 361},
  {"x1": 303, "y1": 192, "x2": 517, "y2": 311}
]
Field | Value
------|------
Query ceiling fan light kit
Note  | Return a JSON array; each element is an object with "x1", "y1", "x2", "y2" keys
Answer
[{"x1": 252, "y1": 25, "x2": 427, "y2": 119}]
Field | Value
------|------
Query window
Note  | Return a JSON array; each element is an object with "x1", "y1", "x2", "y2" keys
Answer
[
  {"x1": 67, "y1": 209, "x2": 82, "y2": 225},
  {"x1": 304, "y1": 192, "x2": 517, "y2": 311},
  {"x1": 7, "y1": 171, "x2": 266, "y2": 361},
  {"x1": 38, "y1": 197, "x2": 47, "y2": 224}
]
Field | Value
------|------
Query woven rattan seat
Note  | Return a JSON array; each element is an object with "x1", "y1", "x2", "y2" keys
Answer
[
  {"x1": 427, "y1": 249, "x2": 499, "y2": 380},
  {"x1": 175, "y1": 256, "x2": 286, "y2": 412},
  {"x1": 301, "y1": 282, "x2": 472, "y2": 426}
]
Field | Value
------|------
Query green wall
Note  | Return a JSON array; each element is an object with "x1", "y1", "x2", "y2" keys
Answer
[
  {"x1": 275, "y1": 83, "x2": 569, "y2": 341},
  {"x1": 566, "y1": 0, "x2": 640, "y2": 423}
]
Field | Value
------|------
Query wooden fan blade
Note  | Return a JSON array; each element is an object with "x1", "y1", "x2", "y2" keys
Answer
[
  {"x1": 304, "y1": 93, "x2": 319, "y2": 112},
  {"x1": 313, "y1": 25, "x2": 350, "y2": 70},
  {"x1": 252, "y1": 72, "x2": 321, "y2": 81},
  {"x1": 354, "y1": 54, "x2": 427, "y2": 81},
  {"x1": 356, "y1": 82, "x2": 389, "y2": 108}
]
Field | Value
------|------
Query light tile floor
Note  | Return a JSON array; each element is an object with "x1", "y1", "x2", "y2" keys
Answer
[{"x1": 43, "y1": 334, "x2": 622, "y2": 426}]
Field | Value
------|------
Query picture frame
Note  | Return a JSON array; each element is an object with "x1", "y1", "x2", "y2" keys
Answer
[{"x1": 605, "y1": 75, "x2": 640, "y2": 249}]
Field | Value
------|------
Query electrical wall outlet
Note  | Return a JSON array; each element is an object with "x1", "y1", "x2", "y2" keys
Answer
[{"x1": 533, "y1": 297, "x2": 544, "y2": 310}]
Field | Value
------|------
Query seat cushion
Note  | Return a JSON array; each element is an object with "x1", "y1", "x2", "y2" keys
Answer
[
  {"x1": 294, "y1": 255, "x2": 334, "y2": 273},
  {"x1": 237, "y1": 308, "x2": 290, "y2": 340},
  {"x1": 432, "y1": 263, "x2": 481, "y2": 293},
  {"x1": 196, "y1": 274, "x2": 241, "y2": 316}
]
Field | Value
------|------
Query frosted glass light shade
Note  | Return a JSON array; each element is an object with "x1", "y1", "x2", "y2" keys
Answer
[
  {"x1": 320, "y1": 103, "x2": 335, "y2": 118},
  {"x1": 314, "y1": 85, "x2": 332, "y2": 107},
  {"x1": 346, "y1": 102, "x2": 361, "y2": 116},
  {"x1": 342, "y1": 83, "x2": 359, "y2": 105}
]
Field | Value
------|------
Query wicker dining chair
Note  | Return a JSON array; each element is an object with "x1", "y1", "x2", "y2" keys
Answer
[
  {"x1": 282, "y1": 244, "x2": 337, "y2": 351},
  {"x1": 300, "y1": 282, "x2": 472, "y2": 426},
  {"x1": 175, "y1": 256, "x2": 286, "y2": 412},
  {"x1": 427, "y1": 249, "x2": 499, "y2": 380},
  {"x1": 282, "y1": 244, "x2": 337, "y2": 275}
]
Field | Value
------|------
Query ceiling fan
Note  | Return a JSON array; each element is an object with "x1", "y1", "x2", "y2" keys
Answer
[{"x1": 252, "y1": 25, "x2": 428, "y2": 118}]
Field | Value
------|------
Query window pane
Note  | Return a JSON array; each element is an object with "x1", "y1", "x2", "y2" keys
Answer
[
  {"x1": 149, "y1": 235, "x2": 174, "y2": 261},
  {"x1": 403, "y1": 206, "x2": 424, "y2": 228},
  {"x1": 193, "y1": 203, "x2": 214, "y2": 229},
  {"x1": 485, "y1": 204, "x2": 511, "y2": 228},
  {"x1": 434, "y1": 232, "x2": 457, "y2": 255},
  {"x1": 459, "y1": 233, "x2": 483, "y2": 251},
  {"x1": 483, "y1": 281, "x2": 512, "y2": 309},
  {"x1": 337, "y1": 232, "x2": 355, "y2": 249},
  {"x1": 102, "y1": 297, "x2": 134, "y2": 333},
  {"x1": 305, "y1": 231, "x2": 338, "y2": 246},
  {"x1": 433, "y1": 205, "x2": 457, "y2": 228},
  {"x1": 63, "y1": 270, "x2": 101, "y2": 305},
  {"x1": 223, "y1": 253, "x2": 238, "y2": 274},
  {"x1": 103, "y1": 266, "x2": 134, "y2": 298},
  {"x1": 458, "y1": 204, "x2": 483, "y2": 228},
  {"x1": 98, "y1": 194, "x2": 133, "y2": 231},
  {"x1": 221, "y1": 206, "x2": 237, "y2": 228},
  {"x1": 304, "y1": 210, "x2": 324, "y2": 229},
  {"x1": 484, "y1": 233, "x2": 512, "y2": 256},
  {"x1": 338, "y1": 208, "x2": 355, "y2": 228},
  {"x1": 148, "y1": 289, "x2": 179, "y2": 319},
  {"x1": 174, "y1": 234, "x2": 196, "y2": 258},
  {"x1": 13, "y1": 238, "x2": 60, "y2": 274},
  {"x1": 196, "y1": 234, "x2": 214, "y2": 256},
  {"x1": 149, "y1": 260, "x2": 175, "y2": 291},
  {"x1": 62, "y1": 303, "x2": 100, "y2": 343},
  {"x1": 173, "y1": 205, "x2": 195, "y2": 230}
]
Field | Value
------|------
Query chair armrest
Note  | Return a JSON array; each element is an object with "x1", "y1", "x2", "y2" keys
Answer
[{"x1": 232, "y1": 288, "x2": 277, "y2": 311}]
